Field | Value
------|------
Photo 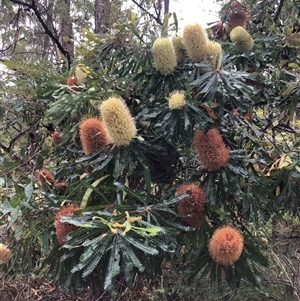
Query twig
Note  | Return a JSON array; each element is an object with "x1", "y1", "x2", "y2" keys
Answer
[{"x1": 131, "y1": 0, "x2": 163, "y2": 25}]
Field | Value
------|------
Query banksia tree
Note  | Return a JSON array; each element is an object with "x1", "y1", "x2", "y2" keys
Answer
[
  {"x1": 208, "y1": 225, "x2": 244, "y2": 265},
  {"x1": 176, "y1": 183, "x2": 206, "y2": 228},
  {"x1": 54, "y1": 205, "x2": 80, "y2": 246},
  {"x1": 172, "y1": 35, "x2": 185, "y2": 63},
  {"x1": 168, "y1": 91, "x2": 186, "y2": 110},
  {"x1": 152, "y1": 37, "x2": 177, "y2": 74},
  {"x1": 182, "y1": 23, "x2": 208, "y2": 62},
  {"x1": 230, "y1": 26, "x2": 253, "y2": 52},
  {"x1": 100, "y1": 97, "x2": 137, "y2": 146},
  {"x1": 79, "y1": 118, "x2": 109, "y2": 155},
  {"x1": 193, "y1": 128, "x2": 230, "y2": 171},
  {"x1": 0, "y1": 243, "x2": 11, "y2": 264}
]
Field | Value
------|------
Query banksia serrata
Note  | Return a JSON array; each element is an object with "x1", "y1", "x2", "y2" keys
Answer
[
  {"x1": 55, "y1": 205, "x2": 80, "y2": 245},
  {"x1": 207, "y1": 40, "x2": 223, "y2": 69},
  {"x1": 176, "y1": 183, "x2": 206, "y2": 228},
  {"x1": 208, "y1": 225, "x2": 244, "y2": 265},
  {"x1": 79, "y1": 118, "x2": 109, "y2": 155},
  {"x1": 51, "y1": 130, "x2": 62, "y2": 146},
  {"x1": 152, "y1": 38, "x2": 177, "y2": 75},
  {"x1": 193, "y1": 128, "x2": 229, "y2": 171},
  {"x1": 0, "y1": 243, "x2": 11, "y2": 264},
  {"x1": 36, "y1": 169, "x2": 56, "y2": 185},
  {"x1": 230, "y1": 26, "x2": 253, "y2": 52},
  {"x1": 172, "y1": 35, "x2": 185, "y2": 63},
  {"x1": 168, "y1": 91, "x2": 186, "y2": 110},
  {"x1": 100, "y1": 97, "x2": 137, "y2": 146},
  {"x1": 182, "y1": 23, "x2": 208, "y2": 62}
]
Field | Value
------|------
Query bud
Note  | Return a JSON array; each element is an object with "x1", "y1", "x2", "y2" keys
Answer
[
  {"x1": 193, "y1": 128, "x2": 229, "y2": 171},
  {"x1": 0, "y1": 243, "x2": 11, "y2": 264},
  {"x1": 172, "y1": 35, "x2": 185, "y2": 63},
  {"x1": 51, "y1": 131, "x2": 62, "y2": 146},
  {"x1": 182, "y1": 23, "x2": 208, "y2": 62},
  {"x1": 100, "y1": 97, "x2": 137, "y2": 146},
  {"x1": 207, "y1": 40, "x2": 223, "y2": 70},
  {"x1": 79, "y1": 118, "x2": 109, "y2": 155},
  {"x1": 75, "y1": 63, "x2": 91, "y2": 84},
  {"x1": 152, "y1": 38, "x2": 177, "y2": 75},
  {"x1": 230, "y1": 26, "x2": 253, "y2": 52},
  {"x1": 55, "y1": 205, "x2": 80, "y2": 245},
  {"x1": 176, "y1": 183, "x2": 206, "y2": 228},
  {"x1": 208, "y1": 225, "x2": 244, "y2": 265},
  {"x1": 168, "y1": 91, "x2": 186, "y2": 110},
  {"x1": 36, "y1": 169, "x2": 56, "y2": 185}
]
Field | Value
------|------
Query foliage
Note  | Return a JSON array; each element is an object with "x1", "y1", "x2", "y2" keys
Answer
[{"x1": 0, "y1": 0, "x2": 300, "y2": 299}]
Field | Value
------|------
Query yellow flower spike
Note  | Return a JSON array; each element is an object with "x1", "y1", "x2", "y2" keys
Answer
[
  {"x1": 75, "y1": 63, "x2": 92, "y2": 84},
  {"x1": 168, "y1": 91, "x2": 186, "y2": 110}
]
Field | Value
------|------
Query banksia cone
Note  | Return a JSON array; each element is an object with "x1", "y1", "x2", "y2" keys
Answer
[
  {"x1": 0, "y1": 243, "x2": 11, "y2": 264},
  {"x1": 226, "y1": 1, "x2": 249, "y2": 33},
  {"x1": 37, "y1": 169, "x2": 56, "y2": 185},
  {"x1": 230, "y1": 26, "x2": 253, "y2": 52},
  {"x1": 172, "y1": 35, "x2": 185, "y2": 63},
  {"x1": 51, "y1": 131, "x2": 62, "y2": 146},
  {"x1": 152, "y1": 38, "x2": 177, "y2": 75},
  {"x1": 208, "y1": 225, "x2": 244, "y2": 265},
  {"x1": 55, "y1": 182, "x2": 68, "y2": 190},
  {"x1": 100, "y1": 97, "x2": 137, "y2": 146},
  {"x1": 207, "y1": 41, "x2": 223, "y2": 69},
  {"x1": 79, "y1": 118, "x2": 109, "y2": 155},
  {"x1": 75, "y1": 64, "x2": 91, "y2": 84},
  {"x1": 55, "y1": 205, "x2": 80, "y2": 245},
  {"x1": 168, "y1": 91, "x2": 186, "y2": 110},
  {"x1": 193, "y1": 128, "x2": 229, "y2": 171},
  {"x1": 176, "y1": 183, "x2": 206, "y2": 228},
  {"x1": 182, "y1": 23, "x2": 208, "y2": 62},
  {"x1": 66, "y1": 76, "x2": 80, "y2": 92}
]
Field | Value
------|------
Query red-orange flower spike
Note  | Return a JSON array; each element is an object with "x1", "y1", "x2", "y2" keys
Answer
[
  {"x1": 208, "y1": 225, "x2": 244, "y2": 265},
  {"x1": 66, "y1": 76, "x2": 80, "y2": 93},
  {"x1": 226, "y1": 1, "x2": 249, "y2": 33},
  {"x1": 36, "y1": 169, "x2": 56, "y2": 185},
  {"x1": 176, "y1": 183, "x2": 206, "y2": 228},
  {"x1": 193, "y1": 128, "x2": 229, "y2": 171},
  {"x1": 79, "y1": 118, "x2": 109, "y2": 155},
  {"x1": 55, "y1": 182, "x2": 68, "y2": 190},
  {"x1": 51, "y1": 131, "x2": 62, "y2": 146},
  {"x1": 54, "y1": 205, "x2": 80, "y2": 245}
]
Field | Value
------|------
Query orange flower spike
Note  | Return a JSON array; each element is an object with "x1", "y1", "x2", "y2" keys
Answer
[
  {"x1": 54, "y1": 205, "x2": 80, "y2": 245},
  {"x1": 79, "y1": 118, "x2": 109, "y2": 155},
  {"x1": 36, "y1": 169, "x2": 56, "y2": 185},
  {"x1": 176, "y1": 183, "x2": 206, "y2": 228},
  {"x1": 0, "y1": 243, "x2": 11, "y2": 264},
  {"x1": 208, "y1": 225, "x2": 244, "y2": 265},
  {"x1": 51, "y1": 131, "x2": 62, "y2": 146}
]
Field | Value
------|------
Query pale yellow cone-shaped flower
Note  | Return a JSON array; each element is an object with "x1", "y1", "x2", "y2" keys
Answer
[
  {"x1": 172, "y1": 35, "x2": 185, "y2": 63},
  {"x1": 152, "y1": 38, "x2": 177, "y2": 75},
  {"x1": 207, "y1": 40, "x2": 223, "y2": 69},
  {"x1": 0, "y1": 243, "x2": 11, "y2": 264},
  {"x1": 75, "y1": 63, "x2": 91, "y2": 84},
  {"x1": 230, "y1": 26, "x2": 253, "y2": 52},
  {"x1": 168, "y1": 91, "x2": 186, "y2": 110},
  {"x1": 100, "y1": 97, "x2": 137, "y2": 146},
  {"x1": 182, "y1": 23, "x2": 208, "y2": 62}
]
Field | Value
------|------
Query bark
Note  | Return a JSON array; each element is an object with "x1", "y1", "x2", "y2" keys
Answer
[
  {"x1": 43, "y1": 0, "x2": 54, "y2": 59},
  {"x1": 94, "y1": 0, "x2": 111, "y2": 33},
  {"x1": 164, "y1": 0, "x2": 169, "y2": 15}
]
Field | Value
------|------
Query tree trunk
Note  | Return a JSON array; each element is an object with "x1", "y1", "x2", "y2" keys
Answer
[
  {"x1": 94, "y1": 0, "x2": 111, "y2": 33},
  {"x1": 164, "y1": 0, "x2": 170, "y2": 15},
  {"x1": 43, "y1": 0, "x2": 54, "y2": 59}
]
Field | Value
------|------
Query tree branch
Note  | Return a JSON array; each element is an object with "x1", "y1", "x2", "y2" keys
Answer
[
  {"x1": 273, "y1": 0, "x2": 286, "y2": 24},
  {"x1": 9, "y1": 0, "x2": 71, "y2": 67},
  {"x1": 131, "y1": 0, "x2": 163, "y2": 25}
]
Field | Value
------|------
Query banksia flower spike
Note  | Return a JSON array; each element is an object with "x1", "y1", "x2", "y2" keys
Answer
[
  {"x1": 226, "y1": 1, "x2": 249, "y2": 33},
  {"x1": 66, "y1": 76, "x2": 80, "y2": 92},
  {"x1": 55, "y1": 205, "x2": 80, "y2": 245},
  {"x1": 55, "y1": 182, "x2": 68, "y2": 190},
  {"x1": 37, "y1": 169, "x2": 56, "y2": 185},
  {"x1": 100, "y1": 97, "x2": 137, "y2": 146},
  {"x1": 75, "y1": 63, "x2": 91, "y2": 84},
  {"x1": 168, "y1": 91, "x2": 186, "y2": 110},
  {"x1": 176, "y1": 183, "x2": 206, "y2": 228},
  {"x1": 152, "y1": 37, "x2": 177, "y2": 75},
  {"x1": 230, "y1": 26, "x2": 253, "y2": 52},
  {"x1": 0, "y1": 243, "x2": 11, "y2": 264},
  {"x1": 172, "y1": 35, "x2": 185, "y2": 63},
  {"x1": 79, "y1": 118, "x2": 109, "y2": 155},
  {"x1": 182, "y1": 23, "x2": 208, "y2": 62},
  {"x1": 208, "y1": 225, "x2": 244, "y2": 265},
  {"x1": 207, "y1": 40, "x2": 223, "y2": 70},
  {"x1": 51, "y1": 130, "x2": 62, "y2": 146},
  {"x1": 193, "y1": 128, "x2": 230, "y2": 171}
]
